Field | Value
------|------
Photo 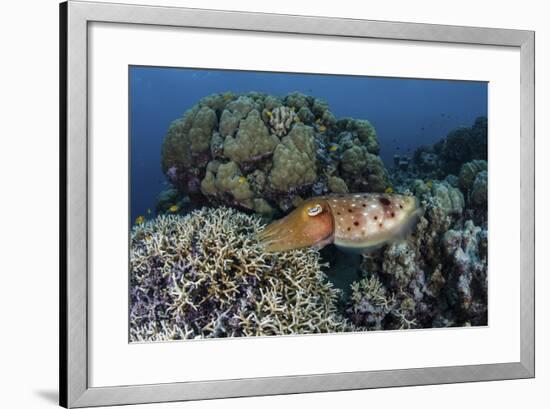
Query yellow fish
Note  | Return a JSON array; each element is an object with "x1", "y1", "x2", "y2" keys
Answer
[
  {"x1": 319, "y1": 125, "x2": 327, "y2": 132},
  {"x1": 135, "y1": 215, "x2": 145, "y2": 225},
  {"x1": 328, "y1": 145, "x2": 338, "y2": 152},
  {"x1": 385, "y1": 186, "x2": 394, "y2": 194},
  {"x1": 238, "y1": 176, "x2": 247, "y2": 184},
  {"x1": 426, "y1": 180, "x2": 433, "y2": 189},
  {"x1": 265, "y1": 110, "x2": 273, "y2": 118},
  {"x1": 168, "y1": 205, "x2": 179, "y2": 213},
  {"x1": 315, "y1": 118, "x2": 321, "y2": 124},
  {"x1": 258, "y1": 193, "x2": 423, "y2": 253}
]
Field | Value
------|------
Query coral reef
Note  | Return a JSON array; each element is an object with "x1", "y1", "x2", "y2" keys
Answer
[
  {"x1": 268, "y1": 106, "x2": 297, "y2": 137},
  {"x1": 409, "y1": 117, "x2": 488, "y2": 178},
  {"x1": 159, "y1": 91, "x2": 388, "y2": 217},
  {"x1": 459, "y1": 159, "x2": 488, "y2": 207},
  {"x1": 412, "y1": 179, "x2": 464, "y2": 216},
  {"x1": 269, "y1": 123, "x2": 317, "y2": 192},
  {"x1": 130, "y1": 207, "x2": 353, "y2": 341},
  {"x1": 442, "y1": 221, "x2": 488, "y2": 321},
  {"x1": 143, "y1": 96, "x2": 490, "y2": 337},
  {"x1": 346, "y1": 196, "x2": 487, "y2": 329},
  {"x1": 223, "y1": 109, "x2": 280, "y2": 163}
]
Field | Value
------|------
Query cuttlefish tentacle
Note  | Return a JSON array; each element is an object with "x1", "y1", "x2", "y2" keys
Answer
[{"x1": 258, "y1": 193, "x2": 423, "y2": 253}]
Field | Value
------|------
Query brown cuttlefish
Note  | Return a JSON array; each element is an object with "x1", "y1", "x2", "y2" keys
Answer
[{"x1": 258, "y1": 193, "x2": 423, "y2": 253}]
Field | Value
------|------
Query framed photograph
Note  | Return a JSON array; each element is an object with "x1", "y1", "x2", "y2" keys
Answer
[{"x1": 60, "y1": 1, "x2": 535, "y2": 407}]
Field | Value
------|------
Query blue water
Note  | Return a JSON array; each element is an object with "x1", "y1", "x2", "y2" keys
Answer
[{"x1": 130, "y1": 66, "x2": 487, "y2": 222}]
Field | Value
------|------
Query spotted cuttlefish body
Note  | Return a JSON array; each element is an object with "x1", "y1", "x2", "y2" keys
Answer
[{"x1": 258, "y1": 193, "x2": 423, "y2": 253}]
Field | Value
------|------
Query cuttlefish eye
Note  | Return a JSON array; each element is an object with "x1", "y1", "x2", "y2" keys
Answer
[{"x1": 307, "y1": 204, "x2": 323, "y2": 216}]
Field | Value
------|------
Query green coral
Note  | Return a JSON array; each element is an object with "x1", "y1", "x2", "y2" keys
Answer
[
  {"x1": 225, "y1": 95, "x2": 256, "y2": 120},
  {"x1": 458, "y1": 160, "x2": 488, "y2": 209},
  {"x1": 160, "y1": 91, "x2": 388, "y2": 215},
  {"x1": 412, "y1": 179, "x2": 464, "y2": 216},
  {"x1": 459, "y1": 159, "x2": 487, "y2": 192},
  {"x1": 338, "y1": 118, "x2": 379, "y2": 154},
  {"x1": 223, "y1": 109, "x2": 279, "y2": 163},
  {"x1": 328, "y1": 176, "x2": 348, "y2": 194},
  {"x1": 160, "y1": 104, "x2": 217, "y2": 183},
  {"x1": 470, "y1": 170, "x2": 488, "y2": 207},
  {"x1": 341, "y1": 146, "x2": 388, "y2": 192},
  {"x1": 188, "y1": 106, "x2": 218, "y2": 152},
  {"x1": 219, "y1": 109, "x2": 240, "y2": 137},
  {"x1": 201, "y1": 161, "x2": 253, "y2": 206},
  {"x1": 269, "y1": 124, "x2": 317, "y2": 191},
  {"x1": 286, "y1": 92, "x2": 308, "y2": 109},
  {"x1": 432, "y1": 181, "x2": 464, "y2": 215}
]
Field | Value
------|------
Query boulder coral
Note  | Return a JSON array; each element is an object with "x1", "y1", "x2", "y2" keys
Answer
[
  {"x1": 160, "y1": 91, "x2": 388, "y2": 217},
  {"x1": 130, "y1": 207, "x2": 353, "y2": 341},
  {"x1": 269, "y1": 123, "x2": 317, "y2": 191},
  {"x1": 223, "y1": 109, "x2": 279, "y2": 163},
  {"x1": 412, "y1": 179, "x2": 464, "y2": 216},
  {"x1": 459, "y1": 159, "x2": 488, "y2": 209}
]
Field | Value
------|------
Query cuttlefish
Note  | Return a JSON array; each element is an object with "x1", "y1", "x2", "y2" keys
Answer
[{"x1": 258, "y1": 193, "x2": 423, "y2": 253}]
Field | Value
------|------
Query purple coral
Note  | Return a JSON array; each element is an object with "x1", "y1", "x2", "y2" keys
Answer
[{"x1": 166, "y1": 166, "x2": 178, "y2": 183}]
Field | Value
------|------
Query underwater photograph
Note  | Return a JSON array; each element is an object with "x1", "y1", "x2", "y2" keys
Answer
[{"x1": 129, "y1": 66, "x2": 488, "y2": 342}]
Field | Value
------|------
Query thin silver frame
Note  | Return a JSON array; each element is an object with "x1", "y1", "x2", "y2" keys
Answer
[{"x1": 60, "y1": 1, "x2": 535, "y2": 407}]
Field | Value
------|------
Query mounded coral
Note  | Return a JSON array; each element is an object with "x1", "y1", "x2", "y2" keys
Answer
[
  {"x1": 223, "y1": 109, "x2": 280, "y2": 163},
  {"x1": 459, "y1": 159, "x2": 488, "y2": 208},
  {"x1": 470, "y1": 171, "x2": 488, "y2": 207},
  {"x1": 459, "y1": 159, "x2": 487, "y2": 192},
  {"x1": 327, "y1": 176, "x2": 348, "y2": 194},
  {"x1": 159, "y1": 91, "x2": 388, "y2": 217},
  {"x1": 412, "y1": 179, "x2": 464, "y2": 216},
  {"x1": 200, "y1": 161, "x2": 254, "y2": 207},
  {"x1": 269, "y1": 123, "x2": 317, "y2": 191},
  {"x1": 340, "y1": 146, "x2": 389, "y2": 192},
  {"x1": 130, "y1": 207, "x2": 353, "y2": 341}
]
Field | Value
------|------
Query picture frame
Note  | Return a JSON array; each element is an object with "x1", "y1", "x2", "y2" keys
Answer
[{"x1": 60, "y1": 1, "x2": 535, "y2": 407}]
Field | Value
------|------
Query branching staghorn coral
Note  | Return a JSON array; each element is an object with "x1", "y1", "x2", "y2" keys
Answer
[{"x1": 130, "y1": 207, "x2": 353, "y2": 342}]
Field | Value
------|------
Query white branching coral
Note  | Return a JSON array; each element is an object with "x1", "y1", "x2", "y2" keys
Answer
[
  {"x1": 130, "y1": 207, "x2": 353, "y2": 342},
  {"x1": 269, "y1": 106, "x2": 297, "y2": 137}
]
